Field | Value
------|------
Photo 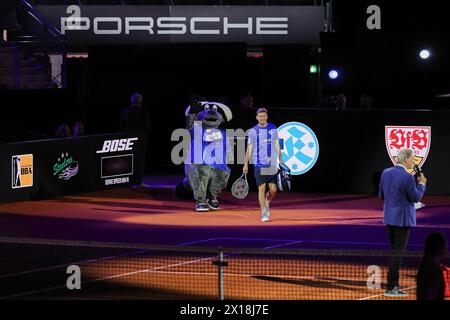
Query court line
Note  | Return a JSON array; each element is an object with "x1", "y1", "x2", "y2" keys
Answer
[
  {"x1": 142, "y1": 269, "x2": 418, "y2": 299},
  {"x1": 1, "y1": 236, "x2": 423, "y2": 279},
  {"x1": 262, "y1": 241, "x2": 304, "y2": 249},
  {"x1": 0, "y1": 239, "x2": 301, "y2": 299},
  {"x1": 304, "y1": 240, "x2": 423, "y2": 247},
  {"x1": 1, "y1": 250, "x2": 218, "y2": 299},
  {"x1": 136, "y1": 269, "x2": 374, "y2": 283},
  {"x1": 146, "y1": 270, "x2": 317, "y2": 279},
  {"x1": 0, "y1": 236, "x2": 293, "y2": 279},
  {"x1": 358, "y1": 285, "x2": 417, "y2": 300},
  {"x1": 202, "y1": 237, "x2": 302, "y2": 243},
  {"x1": 0, "y1": 237, "x2": 219, "y2": 279},
  {"x1": 212, "y1": 237, "x2": 424, "y2": 247}
]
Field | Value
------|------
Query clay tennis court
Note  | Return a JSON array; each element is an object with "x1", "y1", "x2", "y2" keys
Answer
[{"x1": 1, "y1": 183, "x2": 449, "y2": 300}]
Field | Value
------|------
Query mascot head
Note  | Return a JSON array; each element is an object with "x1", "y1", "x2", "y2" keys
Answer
[{"x1": 185, "y1": 100, "x2": 233, "y2": 129}]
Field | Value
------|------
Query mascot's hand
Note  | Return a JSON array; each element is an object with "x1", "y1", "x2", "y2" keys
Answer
[{"x1": 189, "y1": 101, "x2": 203, "y2": 114}]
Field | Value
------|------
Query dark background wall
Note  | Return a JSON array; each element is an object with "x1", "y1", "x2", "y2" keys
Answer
[
  {"x1": 86, "y1": 43, "x2": 247, "y2": 134},
  {"x1": 226, "y1": 108, "x2": 449, "y2": 196},
  {"x1": 325, "y1": 0, "x2": 450, "y2": 109},
  {"x1": 82, "y1": 42, "x2": 318, "y2": 131},
  {"x1": 3, "y1": 88, "x2": 449, "y2": 195},
  {"x1": 2, "y1": 1, "x2": 450, "y2": 196}
]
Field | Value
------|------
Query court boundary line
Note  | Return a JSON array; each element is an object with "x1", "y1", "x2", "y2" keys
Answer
[
  {"x1": 0, "y1": 237, "x2": 219, "y2": 279},
  {"x1": 358, "y1": 285, "x2": 417, "y2": 300},
  {"x1": 209, "y1": 237, "x2": 424, "y2": 247},
  {"x1": 0, "y1": 237, "x2": 304, "y2": 279},
  {"x1": 0, "y1": 239, "x2": 302, "y2": 299}
]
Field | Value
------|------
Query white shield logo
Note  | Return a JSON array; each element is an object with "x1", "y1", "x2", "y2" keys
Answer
[{"x1": 385, "y1": 126, "x2": 431, "y2": 174}]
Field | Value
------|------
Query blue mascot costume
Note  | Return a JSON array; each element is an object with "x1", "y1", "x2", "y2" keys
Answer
[{"x1": 175, "y1": 98, "x2": 233, "y2": 212}]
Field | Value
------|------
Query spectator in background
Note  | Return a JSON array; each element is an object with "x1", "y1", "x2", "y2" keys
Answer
[
  {"x1": 54, "y1": 123, "x2": 71, "y2": 138},
  {"x1": 335, "y1": 93, "x2": 347, "y2": 110},
  {"x1": 119, "y1": 93, "x2": 152, "y2": 135},
  {"x1": 360, "y1": 93, "x2": 373, "y2": 109},
  {"x1": 417, "y1": 232, "x2": 447, "y2": 300},
  {"x1": 240, "y1": 91, "x2": 254, "y2": 110},
  {"x1": 322, "y1": 94, "x2": 336, "y2": 108},
  {"x1": 119, "y1": 93, "x2": 152, "y2": 187},
  {"x1": 73, "y1": 121, "x2": 85, "y2": 137},
  {"x1": 323, "y1": 93, "x2": 347, "y2": 109}
]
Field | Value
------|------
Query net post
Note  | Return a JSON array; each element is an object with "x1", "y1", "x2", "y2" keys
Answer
[
  {"x1": 212, "y1": 248, "x2": 228, "y2": 300},
  {"x1": 219, "y1": 251, "x2": 224, "y2": 300}
]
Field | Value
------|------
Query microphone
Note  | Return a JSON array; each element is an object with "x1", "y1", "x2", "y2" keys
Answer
[{"x1": 414, "y1": 165, "x2": 423, "y2": 175}]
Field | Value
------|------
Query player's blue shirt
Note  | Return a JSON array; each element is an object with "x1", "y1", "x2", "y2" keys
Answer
[
  {"x1": 248, "y1": 123, "x2": 279, "y2": 167},
  {"x1": 188, "y1": 124, "x2": 230, "y2": 172}
]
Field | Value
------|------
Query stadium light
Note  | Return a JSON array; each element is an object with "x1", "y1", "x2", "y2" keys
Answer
[
  {"x1": 419, "y1": 49, "x2": 431, "y2": 60},
  {"x1": 328, "y1": 69, "x2": 339, "y2": 80}
]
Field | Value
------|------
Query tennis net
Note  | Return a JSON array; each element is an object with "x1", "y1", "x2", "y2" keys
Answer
[{"x1": 1, "y1": 237, "x2": 447, "y2": 300}]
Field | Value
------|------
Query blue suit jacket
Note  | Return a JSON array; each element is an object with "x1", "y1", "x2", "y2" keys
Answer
[{"x1": 379, "y1": 165, "x2": 426, "y2": 227}]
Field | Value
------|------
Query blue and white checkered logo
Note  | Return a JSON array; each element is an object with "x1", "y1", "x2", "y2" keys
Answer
[{"x1": 278, "y1": 122, "x2": 319, "y2": 175}]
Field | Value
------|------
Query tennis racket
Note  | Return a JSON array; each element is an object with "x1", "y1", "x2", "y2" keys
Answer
[{"x1": 231, "y1": 174, "x2": 249, "y2": 199}]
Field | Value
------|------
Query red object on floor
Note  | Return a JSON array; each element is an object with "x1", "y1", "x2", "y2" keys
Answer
[{"x1": 443, "y1": 265, "x2": 450, "y2": 297}]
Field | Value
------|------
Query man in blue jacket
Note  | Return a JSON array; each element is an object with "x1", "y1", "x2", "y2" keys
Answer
[{"x1": 379, "y1": 147, "x2": 427, "y2": 297}]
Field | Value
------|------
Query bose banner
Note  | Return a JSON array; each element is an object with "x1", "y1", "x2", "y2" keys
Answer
[
  {"x1": 35, "y1": 5, "x2": 324, "y2": 45},
  {"x1": 0, "y1": 133, "x2": 142, "y2": 203}
]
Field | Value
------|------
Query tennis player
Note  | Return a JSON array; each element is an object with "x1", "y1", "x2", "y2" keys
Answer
[{"x1": 243, "y1": 108, "x2": 283, "y2": 222}]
